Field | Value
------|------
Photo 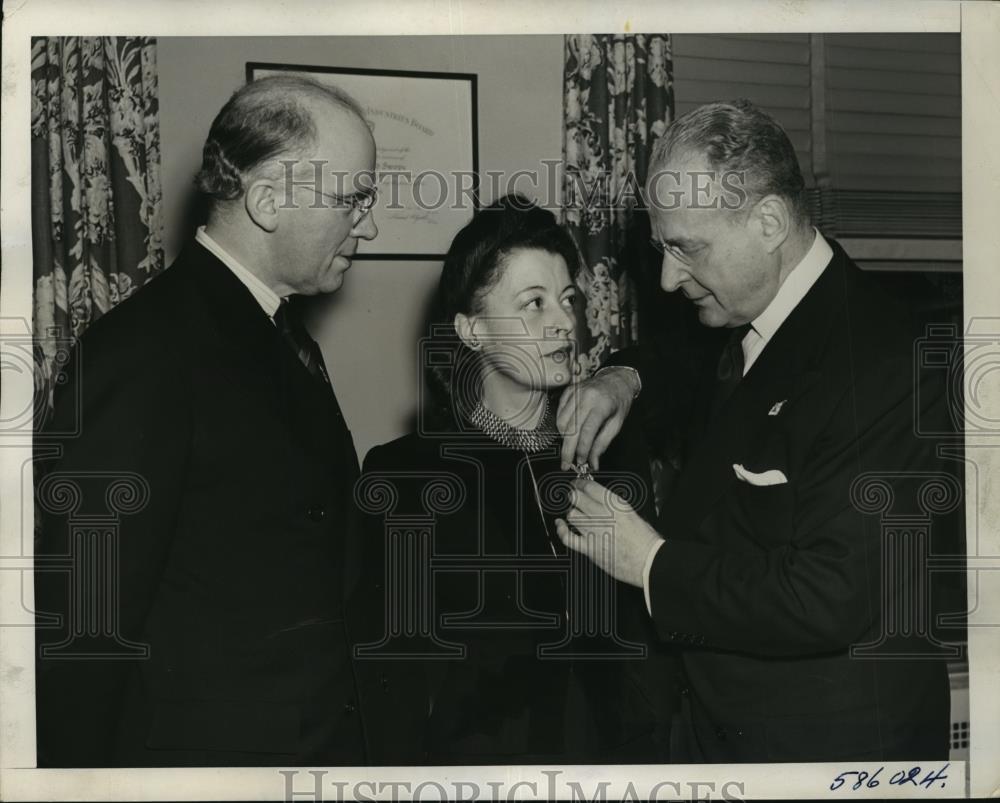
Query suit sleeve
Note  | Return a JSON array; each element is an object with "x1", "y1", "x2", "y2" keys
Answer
[
  {"x1": 596, "y1": 403, "x2": 657, "y2": 525},
  {"x1": 647, "y1": 350, "x2": 950, "y2": 657},
  {"x1": 604, "y1": 336, "x2": 703, "y2": 463},
  {"x1": 34, "y1": 325, "x2": 191, "y2": 766}
]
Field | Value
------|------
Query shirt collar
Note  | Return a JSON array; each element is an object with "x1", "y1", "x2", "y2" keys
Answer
[
  {"x1": 750, "y1": 228, "x2": 833, "y2": 343},
  {"x1": 195, "y1": 226, "x2": 282, "y2": 318}
]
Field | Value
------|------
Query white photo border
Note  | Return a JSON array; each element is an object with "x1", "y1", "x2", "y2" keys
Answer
[{"x1": 2, "y1": 0, "x2": 996, "y2": 800}]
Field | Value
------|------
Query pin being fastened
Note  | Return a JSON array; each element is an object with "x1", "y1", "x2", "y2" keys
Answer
[{"x1": 573, "y1": 461, "x2": 595, "y2": 482}]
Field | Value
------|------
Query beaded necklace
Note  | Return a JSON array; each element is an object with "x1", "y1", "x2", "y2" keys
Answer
[{"x1": 467, "y1": 396, "x2": 558, "y2": 453}]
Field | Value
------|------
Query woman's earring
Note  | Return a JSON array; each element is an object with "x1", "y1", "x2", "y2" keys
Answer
[{"x1": 470, "y1": 337, "x2": 481, "y2": 350}]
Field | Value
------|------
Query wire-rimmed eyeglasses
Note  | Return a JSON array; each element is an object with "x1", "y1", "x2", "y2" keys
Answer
[{"x1": 304, "y1": 185, "x2": 378, "y2": 219}]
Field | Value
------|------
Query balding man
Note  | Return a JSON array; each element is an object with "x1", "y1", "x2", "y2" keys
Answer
[
  {"x1": 557, "y1": 99, "x2": 959, "y2": 762},
  {"x1": 35, "y1": 75, "x2": 378, "y2": 766}
]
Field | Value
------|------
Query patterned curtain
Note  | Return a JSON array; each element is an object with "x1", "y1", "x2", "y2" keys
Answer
[
  {"x1": 31, "y1": 37, "x2": 164, "y2": 417},
  {"x1": 562, "y1": 34, "x2": 674, "y2": 375}
]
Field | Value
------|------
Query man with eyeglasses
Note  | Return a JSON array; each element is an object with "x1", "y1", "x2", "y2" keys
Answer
[
  {"x1": 554, "y1": 99, "x2": 961, "y2": 762},
  {"x1": 36, "y1": 75, "x2": 378, "y2": 767}
]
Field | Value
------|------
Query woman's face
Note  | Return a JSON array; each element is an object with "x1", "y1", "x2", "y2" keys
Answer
[{"x1": 462, "y1": 247, "x2": 578, "y2": 392}]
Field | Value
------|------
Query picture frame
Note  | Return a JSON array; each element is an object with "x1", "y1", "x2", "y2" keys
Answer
[{"x1": 247, "y1": 61, "x2": 479, "y2": 260}]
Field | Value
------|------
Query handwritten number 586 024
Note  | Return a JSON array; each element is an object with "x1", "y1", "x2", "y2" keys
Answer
[{"x1": 829, "y1": 764, "x2": 949, "y2": 792}]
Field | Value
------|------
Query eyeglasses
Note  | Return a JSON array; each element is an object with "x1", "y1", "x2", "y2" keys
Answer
[
  {"x1": 649, "y1": 238, "x2": 691, "y2": 264},
  {"x1": 302, "y1": 186, "x2": 378, "y2": 218}
]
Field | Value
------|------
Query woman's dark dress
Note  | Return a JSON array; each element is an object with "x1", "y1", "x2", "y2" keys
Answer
[{"x1": 347, "y1": 405, "x2": 677, "y2": 765}]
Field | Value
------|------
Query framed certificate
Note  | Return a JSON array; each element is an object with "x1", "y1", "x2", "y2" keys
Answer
[{"x1": 248, "y1": 62, "x2": 478, "y2": 260}]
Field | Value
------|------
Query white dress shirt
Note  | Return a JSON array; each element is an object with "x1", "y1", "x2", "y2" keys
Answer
[
  {"x1": 195, "y1": 226, "x2": 282, "y2": 319},
  {"x1": 641, "y1": 229, "x2": 834, "y2": 612}
]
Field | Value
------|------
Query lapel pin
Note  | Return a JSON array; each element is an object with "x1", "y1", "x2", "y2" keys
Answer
[{"x1": 768, "y1": 399, "x2": 787, "y2": 416}]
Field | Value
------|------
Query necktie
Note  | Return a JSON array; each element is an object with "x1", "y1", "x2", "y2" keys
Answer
[
  {"x1": 710, "y1": 322, "x2": 753, "y2": 419},
  {"x1": 273, "y1": 301, "x2": 332, "y2": 388}
]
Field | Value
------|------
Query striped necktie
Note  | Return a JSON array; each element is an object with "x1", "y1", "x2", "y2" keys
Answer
[{"x1": 273, "y1": 301, "x2": 331, "y2": 388}]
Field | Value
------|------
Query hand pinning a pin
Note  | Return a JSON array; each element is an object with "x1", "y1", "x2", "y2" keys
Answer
[{"x1": 557, "y1": 461, "x2": 658, "y2": 588}]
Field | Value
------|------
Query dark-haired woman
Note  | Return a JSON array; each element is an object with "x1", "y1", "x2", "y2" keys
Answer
[{"x1": 348, "y1": 195, "x2": 675, "y2": 766}]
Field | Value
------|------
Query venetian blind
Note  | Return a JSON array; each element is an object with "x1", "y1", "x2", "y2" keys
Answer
[
  {"x1": 672, "y1": 34, "x2": 815, "y2": 181},
  {"x1": 819, "y1": 33, "x2": 961, "y2": 237},
  {"x1": 671, "y1": 33, "x2": 962, "y2": 239}
]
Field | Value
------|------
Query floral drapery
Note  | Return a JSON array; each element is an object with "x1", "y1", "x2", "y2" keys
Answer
[
  {"x1": 562, "y1": 34, "x2": 674, "y2": 375},
  {"x1": 31, "y1": 37, "x2": 164, "y2": 414}
]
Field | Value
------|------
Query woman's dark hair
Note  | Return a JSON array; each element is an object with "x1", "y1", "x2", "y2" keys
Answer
[{"x1": 425, "y1": 193, "x2": 584, "y2": 422}]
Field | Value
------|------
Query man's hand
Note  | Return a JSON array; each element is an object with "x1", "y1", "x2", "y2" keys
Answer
[
  {"x1": 555, "y1": 478, "x2": 664, "y2": 588},
  {"x1": 556, "y1": 366, "x2": 639, "y2": 471}
]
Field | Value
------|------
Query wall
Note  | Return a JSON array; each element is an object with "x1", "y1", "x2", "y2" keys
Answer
[{"x1": 156, "y1": 35, "x2": 563, "y2": 460}]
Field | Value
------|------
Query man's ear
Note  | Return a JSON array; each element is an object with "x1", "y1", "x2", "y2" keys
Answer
[
  {"x1": 753, "y1": 194, "x2": 791, "y2": 254},
  {"x1": 245, "y1": 179, "x2": 280, "y2": 233},
  {"x1": 454, "y1": 313, "x2": 482, "y2": 351}
]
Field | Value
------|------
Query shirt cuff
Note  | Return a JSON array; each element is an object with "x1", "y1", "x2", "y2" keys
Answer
[{"x1": 642, "y1": 538, "x2": 666, "y2": 615}]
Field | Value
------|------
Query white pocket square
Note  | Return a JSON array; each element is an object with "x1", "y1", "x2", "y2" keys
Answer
[{"x1": 733, "y1": 463, "x2": 788, "y2": 486}]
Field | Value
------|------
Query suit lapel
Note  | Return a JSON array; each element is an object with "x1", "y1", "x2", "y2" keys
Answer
[
  {"x1": 182, "y1": 243, "x2": 357, "y2": 472},
  {"x1": 180, "y1": 241, "x2": 286, "y2": 376},
  {"x1": 660, "y1": 244, "x2": 849, "y2": 539}
]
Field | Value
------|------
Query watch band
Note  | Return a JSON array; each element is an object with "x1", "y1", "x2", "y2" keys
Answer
[{"x1": 596, "y1": 365, "x2": 642, "y2": 400}]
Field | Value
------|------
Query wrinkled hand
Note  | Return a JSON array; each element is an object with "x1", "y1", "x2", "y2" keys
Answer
[
  {"x1": 556, "y1": 367, "x2": 638, "y2": 471},
  {"x1": 555, "y1": 478, "x2": 664, "y2": 588}
]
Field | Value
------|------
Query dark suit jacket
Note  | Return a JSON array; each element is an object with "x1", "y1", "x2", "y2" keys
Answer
[
  {"x1": 348, "y1": 405, "x2": 677, "y2": 765},
  {"x1": 627, "y1": 240, "x2": 962, "y2": 762},
  {"x1": 34, "y1": 243, "x2": 366, "y2": 767}
]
